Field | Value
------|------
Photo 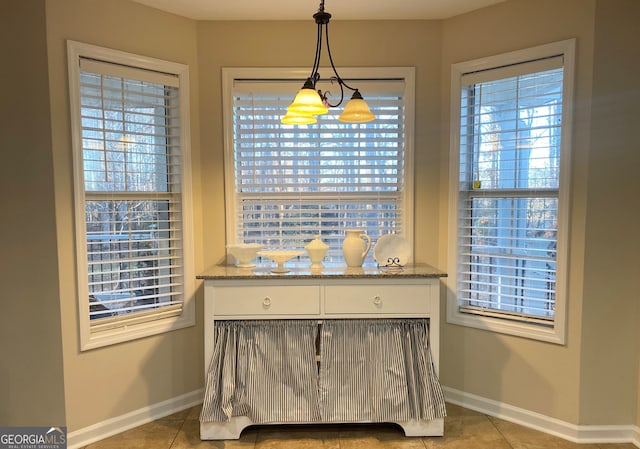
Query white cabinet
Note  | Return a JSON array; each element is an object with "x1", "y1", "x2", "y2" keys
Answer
[{"x1": 198, "y1": 264, "x2": 446, "y2": 440}]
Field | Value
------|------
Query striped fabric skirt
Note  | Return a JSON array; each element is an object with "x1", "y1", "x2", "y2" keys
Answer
[{"x1": 200, "y1": 319, "x2": 446, "y2": 424}]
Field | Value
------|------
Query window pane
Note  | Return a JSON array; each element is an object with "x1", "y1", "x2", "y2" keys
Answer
[
  {"x1": 459, "y1": 196, "x2": 557, "y2": 318},
  {"x1": 460, "y1": 69, "x2": 562, "y2": 191},
  {"x1": 86, "y1": 199, "x2": 181, "y2": 319},
  {"x1": 80, "y1": 72, "x2": 179, "y2": 193},
  {"x1": 79, "y1": 64, "x2": 185, "y2": 324},
  {"x1": 233, "y1": 88, "x2": 407, "y2": 263},
  {"x1": 458, "y1": 67, "x2": 563, "y2": 321}
]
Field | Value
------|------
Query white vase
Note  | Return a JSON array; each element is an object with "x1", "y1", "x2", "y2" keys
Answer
[{"x1": 342, "y1": 229, "x2": 372, "y2": 267}]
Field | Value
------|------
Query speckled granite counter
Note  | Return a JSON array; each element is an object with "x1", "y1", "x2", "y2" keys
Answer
[{"x1": 197, "y1": 262, "x2": 447, "y2": 280}]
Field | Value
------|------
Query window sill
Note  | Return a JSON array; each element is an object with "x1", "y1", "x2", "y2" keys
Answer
[
  {"x1": 80, "y1": 304, "x2": 195, "y2": 351},
  {"x1": 446, "y1": 296, "x2": 565, "y2": 345}
]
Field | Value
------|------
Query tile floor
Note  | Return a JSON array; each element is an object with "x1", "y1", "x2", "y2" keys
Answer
[{"x1": 81, "y1": 403, "x2": 637, "y2": 449}]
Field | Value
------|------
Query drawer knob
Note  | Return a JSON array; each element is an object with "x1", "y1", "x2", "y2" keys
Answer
[
  {"x1": 262, "y1": 296, "x2": 272, "y2": 308},
  {"x1": 373, "y1": 295, "x2": 382, "y2": 306}
]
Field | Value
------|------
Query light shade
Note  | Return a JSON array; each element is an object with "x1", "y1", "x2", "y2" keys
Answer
[
  {"x1": 339, "y1": 92, "x2": 375, "y2": 123},
  {"x1": 287, "y1": 88, "x2": 329, "y2": 115},
  {"x1": 281, "y1": 110, "x2": 317, "y2": 125}
]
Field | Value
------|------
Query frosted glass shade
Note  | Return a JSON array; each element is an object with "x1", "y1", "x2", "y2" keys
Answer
[
  {"x1": 287, "y1": 88, "x2": 329, "y2": 115},
  {"x1": 281, "y1": 110, "x2": 317, "y2": 125},
  {"x1": 339, "y1": 96, "x2": 375, "y2": 123}
]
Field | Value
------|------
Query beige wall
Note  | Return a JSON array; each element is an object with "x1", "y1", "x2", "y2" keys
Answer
[
  {"x1": 579, "y1": 0, "x2": 640, "y2": 424},
  {"x1": 3, "y1": 0, "x2": 638, "y2": 435},
  {"x1": 44, "y1": 0, "x2": 204, "y2": 431},
  {"x1": 0, "y1": 0, "x2": 66, "y2": 426}
]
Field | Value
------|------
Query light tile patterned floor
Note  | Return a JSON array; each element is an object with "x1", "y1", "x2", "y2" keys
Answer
[{"x1": 81, "y1": 403, "x2": 638, "y2": 449}]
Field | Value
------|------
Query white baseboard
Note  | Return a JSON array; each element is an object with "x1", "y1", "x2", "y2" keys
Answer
[
  {"x1": 443, "y1": 386, "x2": 640, "y2": 447},
  {"x1": 66, "y1": 389, "x2": 203, "y2": 449}
]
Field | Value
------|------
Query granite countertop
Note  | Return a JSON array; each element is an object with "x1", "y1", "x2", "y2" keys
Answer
[{"x1": 197, "y1": 262, "x2": 447, "y2": 280}]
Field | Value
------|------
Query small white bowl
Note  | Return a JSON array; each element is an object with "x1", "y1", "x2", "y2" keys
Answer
[
  {"x1": 258, "y1": 250, "x2": 305, "y2": 273},
  {"x1": 227, "y1": 243, "x2": 263, "y2": 267}
]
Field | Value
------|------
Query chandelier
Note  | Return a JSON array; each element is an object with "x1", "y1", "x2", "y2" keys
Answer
[{"x1": 281, "y1": 0, "x2": 375, "y2": 125}]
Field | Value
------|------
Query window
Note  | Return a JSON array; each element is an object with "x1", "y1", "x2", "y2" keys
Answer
[
  {"x1": 447, "y1": 40, "x2": 575, "y2": 344},
  {"x1": 222, "y1": 68, "x2": 415, "y2": 264},
  {"x1": 67, "y1": 41, "x2": 195, "y2": 349}
]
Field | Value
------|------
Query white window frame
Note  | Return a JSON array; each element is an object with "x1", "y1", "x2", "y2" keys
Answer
[
  {"x1": 67, "y1": 40, "x2": 195, "y2": 350},
  {"x1": 447, "y1": 39, "x2": 575, "y2": 344},
  {"x1": 221, "y1": 67, "x2": 415, "y2": 261}
]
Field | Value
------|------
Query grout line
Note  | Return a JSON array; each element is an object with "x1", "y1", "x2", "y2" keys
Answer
[
  {"x1": 485, "y1": 413, "x2": 515, "y2": 449},
  {"x1": 168, "y1": 417, "x2": 187, "y2": 449}
]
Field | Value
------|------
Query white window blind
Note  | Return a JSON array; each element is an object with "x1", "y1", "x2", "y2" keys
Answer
[
  {"x1": 229, "y1": 74, "x2": 411, "y2": 263},
  {"x1": 68, "y1": 40, "x2": 194, "y2": 349},
  {"x1": 456, "y1": 56, "x2": 565, "y2": 324},
  {"x1": 80, "y1": 59, "x2": 185, "y2": 325}
]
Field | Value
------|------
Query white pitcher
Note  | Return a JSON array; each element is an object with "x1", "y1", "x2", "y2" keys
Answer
[{"x1": 342, "y1": 229, "x2": 372, "y2": 267}]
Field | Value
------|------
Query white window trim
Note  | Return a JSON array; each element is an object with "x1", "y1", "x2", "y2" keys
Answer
[
  {"x1": 67, "y1": 40, "x2": 196, "y2": 350},
  {"x1": 221, "y1": 66, "x2": 416, "y2": 256},
  {"x1": 446, "y1": 39, "x2": 575, "y2": 344}
]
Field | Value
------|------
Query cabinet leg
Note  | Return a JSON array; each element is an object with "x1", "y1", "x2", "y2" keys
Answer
[
  {"x1": 394, "y1": 418, "x2": 444, "y2": 437},
  {"x1": 200, "y1": 416, "x2": 254, "y2": 440}
]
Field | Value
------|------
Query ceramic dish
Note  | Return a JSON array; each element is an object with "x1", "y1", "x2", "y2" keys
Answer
[
  {"x1": 227, "y1": 243, "x2": 263, "y2": 267},
  {"x1": 373, "y1": 234, "x2": 411, "y2": 267},
  {"x1": 258, "y1": 250, "x2": 305, "y2": 273}
]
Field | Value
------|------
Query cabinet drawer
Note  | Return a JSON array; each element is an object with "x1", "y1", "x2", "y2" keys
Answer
[
  {"x1": 324, "y1": 284, "x2": 431, "y2": 315},
  {"x1": 213, "y1": 285, "x2": 320, "y2": 316}
]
